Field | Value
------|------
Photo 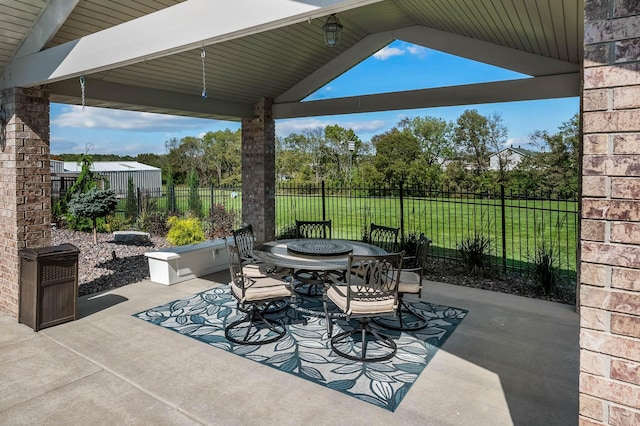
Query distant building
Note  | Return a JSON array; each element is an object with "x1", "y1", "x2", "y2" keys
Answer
[
  {"x1": 58, "y1": 161, "x2": 162, "y2": 196},
  {"x1": 489, "y1": 147, "x2": 533, "y2": 171}
]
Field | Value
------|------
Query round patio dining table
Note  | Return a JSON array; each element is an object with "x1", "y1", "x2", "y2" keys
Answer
[{"x1": 252, "y1": 238, "x2": 387, "y2": 271}]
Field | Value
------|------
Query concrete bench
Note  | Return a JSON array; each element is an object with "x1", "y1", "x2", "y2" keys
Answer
[{"x1": 145, "y1": 238, "x2": 231, "y2": 285}]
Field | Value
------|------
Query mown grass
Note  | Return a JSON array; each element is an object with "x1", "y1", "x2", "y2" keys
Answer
[{"x1": 117, "y1": 186, "x2": 578, "y2": 277}]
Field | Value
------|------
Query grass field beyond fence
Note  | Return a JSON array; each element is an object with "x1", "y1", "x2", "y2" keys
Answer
[{"x1": 61, "y1": 181, "x2": 577, "y2": 281}]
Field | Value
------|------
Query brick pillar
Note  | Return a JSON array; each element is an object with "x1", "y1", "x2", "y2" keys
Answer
[
  {"x1": 580, "y1": 1, "x2": 640, "y2": 424},
  {"x1": 241, "y1": 98, "x2": 275, "y2": 243},
  {"x1": 0, "y1": 87, "x2": 51, "y2": 319}
]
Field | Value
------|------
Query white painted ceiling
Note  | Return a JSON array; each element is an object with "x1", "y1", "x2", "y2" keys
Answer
[{"x1": 0, "y1": 0, "x2": 583, "y2": 120}]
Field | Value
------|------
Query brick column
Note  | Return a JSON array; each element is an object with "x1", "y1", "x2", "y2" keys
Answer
[
  {"x1": 580, "y1": 1, "x2": 640, "y2": 424},
  {"x1": 0, "y1": 87, "x2": 51, "y2": 319},
  {"x1": 241, "y1": 98, "x2": 275, "y2": 243}
]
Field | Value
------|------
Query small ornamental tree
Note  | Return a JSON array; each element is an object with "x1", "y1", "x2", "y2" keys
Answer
[
  {"x1": 68, "y1": 188, "x2": 117, "y2": 244},
  {"x1": 188, "y1": 168, "x2": 202, "y2": 217},
  {"x1": 58, "y1": 154, "x2": 99, "y2": 223},
  {"x1": 125, "y1": 175, "x2": 138, "y2": 220},
  {"x1": 166, "y1": 166, "x2": 177, "y2": 213}
]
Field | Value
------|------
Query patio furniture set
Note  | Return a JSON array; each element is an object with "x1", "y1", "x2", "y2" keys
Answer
[{"x1": 225, "y1": 221, "x2": 432, "y2": 362}]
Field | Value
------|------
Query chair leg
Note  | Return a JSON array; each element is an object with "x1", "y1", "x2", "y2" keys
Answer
[
  {"x1": 372, "y1": 297, "x2": 429, "y2": 331},
  {"x1": 225, "y1": 305, "x2": 287, "y2": 345},
  {"x1": 322, "y1": 295, "x2": 333, "y2": 337},
  {"x1": 330, "y1": 318, "x2": 397, "y2": 362}
]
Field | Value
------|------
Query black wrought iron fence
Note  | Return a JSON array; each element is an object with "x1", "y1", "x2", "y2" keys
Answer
[
  {"x1": 52, "y1": 178, "x2": 578, "y2": 279},
  {"x1": 275, "y1": 181, "x2": 578, "y2": 279}
]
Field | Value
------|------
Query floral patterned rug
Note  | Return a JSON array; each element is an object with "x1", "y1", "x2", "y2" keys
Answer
[{"x1": 134, "y1": 286, "x2": 467, "y2": 412}]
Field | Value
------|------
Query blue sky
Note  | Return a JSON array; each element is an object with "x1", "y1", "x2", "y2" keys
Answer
[{"x1": 50, "y1": 40, "x2": 579, "y2": 156}]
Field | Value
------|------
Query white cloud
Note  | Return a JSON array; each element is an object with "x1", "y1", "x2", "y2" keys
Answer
[
  {"x1": 406, "y1": 45, "x2": 429, "y2": 58},
  {"x1": 373, "y1": 46, "x2": 404, "y2": 60},
  {"x1": 52, "y1": 105, "x2": 212, "y2": 132},
  {"x1": 373, "y1": 43, "x2": 429, "y2": 61},
  {"x1": 276, "y1": 118, "x2": 388, "y2": 137}
]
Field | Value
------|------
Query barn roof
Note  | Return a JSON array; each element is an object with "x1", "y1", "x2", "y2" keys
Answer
[{"x1": 63, "y1": 161, "x2": 160, "y2": 172}]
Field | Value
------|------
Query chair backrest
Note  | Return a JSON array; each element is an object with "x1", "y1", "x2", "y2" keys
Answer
[
  {"x1": 369, "y1": 223, "x2": 400, "y2": 252},
  {"x1": 232, "y1": 224, "x2": 255, "y2": 261},
  {"x1": 226, "y1": 242, "x2": 245, "y2": 289},
  {"x1": 346, "y1": 252, "x2": 403, "y2": 312},
  {"x1": 414, "y1": 233, "x2": 432, "y2": 271},
  {"x1": 296, "y1": 220, "x2": 332, "y2": 239}
]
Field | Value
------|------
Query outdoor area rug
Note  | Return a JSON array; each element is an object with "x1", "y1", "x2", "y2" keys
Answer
[{"x1": 134, "y1": 286, "x2": 467, "y2": 412}]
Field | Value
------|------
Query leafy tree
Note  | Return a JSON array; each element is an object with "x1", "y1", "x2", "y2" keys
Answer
[
  {"x1": 454, "y1": 109, "x2": 491, "y2": 174},
  {"x1": 125, "y1": 175, "x2": 138, "y2": 220},
  {"x1": 187, "y1": 168, "x2": 203, "y2": 217},
  {"x1": 372, "y1": 127, "x2": 421, "y2": 185},
  {"x1": 165, "y1": 165, "x2": 177, "y2": 213},
  {"x1": 524, "y1": 113, "x2": 580, "y2": 197},
  {"x1": 324, "y1": 125, "x2": 361, "y2": 184},
  {"x1": 202, "y1": 129, "x2": 242, "y2": 185},
  {"x1": 68, "y1": 189, "x2": 117, "y2": 244},
  {"x1": 398, "y1": 116, "x2": 455, "y2": 167},
  {"x1": 135, "y1": 153, "x2": 164, "y2": 169},
  {"x1": 485, "y1": 112, "x2": 510, "y2": 183}
]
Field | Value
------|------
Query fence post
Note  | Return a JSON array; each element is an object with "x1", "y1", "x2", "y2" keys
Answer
[
  {"x1": 169, "y1": 185, "x2": 176, "y2": 213},
  {"x1": 137, "y1": 187, "x2": 142, "y2": 217},
  {"x1": 321, "y1": 180, "x2": 326, "y2": 221},
  {"x1": 399, "y1": 180, "x2": 405, "y2": 246},
  {"x1": 501, "y1": 184, "x2": 507, "y2": 273}
]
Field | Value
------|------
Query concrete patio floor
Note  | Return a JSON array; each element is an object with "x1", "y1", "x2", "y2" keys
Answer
[{"x1": 1, "y1": 273, "x2": 579, "y2": 425}]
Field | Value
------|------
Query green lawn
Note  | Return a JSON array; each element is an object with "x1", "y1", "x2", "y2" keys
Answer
[
  {"x1": 276, "y1": 193, "x2": 578, "y2": 277},
  {"x1": 118, "y1": 186, "x2": 578, "y2": 277}
]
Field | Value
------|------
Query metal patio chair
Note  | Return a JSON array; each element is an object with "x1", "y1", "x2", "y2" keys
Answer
[
  {"x1": 225, "y1": 242, "x2": 293, "y2": 345},
  {"x1": 323, "y1": 252, "x2": 403, "y2": 362},
  {"x1": 373, "y1": 233, "x2": 432, "y2": 331}
]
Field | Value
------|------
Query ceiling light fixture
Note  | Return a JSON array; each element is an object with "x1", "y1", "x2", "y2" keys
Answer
[{"x1": 323, "y1": 14, "x2": 343, "y2": 48}]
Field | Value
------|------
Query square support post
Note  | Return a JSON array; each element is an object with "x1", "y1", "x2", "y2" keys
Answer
[
  {"x1": 0, "y1": 86, "x2": 51, "y2": 318},
  {"x1": 241, "y1": 98, "x2": 275, "y2": 243},
  {"x1": 580, "y1": 0, "x2": 640, "y2": 422}
]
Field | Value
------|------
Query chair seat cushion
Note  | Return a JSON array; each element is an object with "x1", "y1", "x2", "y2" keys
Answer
[
  {"x1": 243, "y1": 262, "x2": 289, "y2": 278},
  {"x1": 393, "y1": 270, "x2": 421, "y2": 294},
  {"x1": 327, "y1": 285, "x2": 396, "y2": 316},
  {"x1": 231, "y1": 275, "x2": 292, "y2": 302}
]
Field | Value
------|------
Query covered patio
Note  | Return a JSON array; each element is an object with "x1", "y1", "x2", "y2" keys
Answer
[
  {"x1": 1, "y1": 0, "x2": 639, "y2": 424},
  {"x1": 0, "y1": 272, "x2": 578, "y2": 425}
]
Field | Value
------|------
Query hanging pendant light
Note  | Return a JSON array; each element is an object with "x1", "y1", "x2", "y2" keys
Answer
[{"x1": 323, "y1": 14, "x2": 343, "y2": 48}]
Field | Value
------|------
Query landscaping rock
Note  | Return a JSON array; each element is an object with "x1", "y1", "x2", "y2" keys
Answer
[{"x1": 113, "y1": 231, "x2": 151, "y2": 245}]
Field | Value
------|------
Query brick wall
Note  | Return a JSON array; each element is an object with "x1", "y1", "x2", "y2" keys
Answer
[
  {"x1": 241, "y1": 98, "x2": 275, "y2": 243},
  {"x1": 0, "y1": 87, "x2": 51, "y2": 318},
  {"x1": 581, "y1": 0, "x2": 640, "y2": 424}
]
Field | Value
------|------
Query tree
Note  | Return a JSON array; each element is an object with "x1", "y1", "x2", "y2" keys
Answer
[
  {"x1": 526, "y1": 113, "x2": 580, "y2": 197},
  {"x1": 324, "y1": 125, "x2": 361, "y2": 184},
  {"x1": 187, "y1": 168, "x2": 202, "y2": 217},
  {"x1": 485, "y1": 112, "x2": 510, "y2": 183},
  {"x1": 165, "y1": 165, "x2": 177, "y2": 213},
  {"x1": 372, "y1": 128, "x2": 421, "y2": 185},
  {"x1": 454, "y1": 109, "x2": 491, "y2": 174},
  {"x1": 202, "y1": 129, "x2": 242, "y2": 185},
  {"x1": 68, "y1": 189, "x2": 117, "y2": 244},
  {"x1": 125, "y1": 175, "x2": 138, "y2": 220},
  {"x1": 398, "y1": 116, "x2": 455, "y2": 167}
]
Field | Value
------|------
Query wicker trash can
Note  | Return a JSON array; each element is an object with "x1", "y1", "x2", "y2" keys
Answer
[{"x1": 19, "y1": 244, "x2": 80, "y2": 331}]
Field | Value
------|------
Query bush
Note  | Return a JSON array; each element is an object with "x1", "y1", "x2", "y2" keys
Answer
[
  {"x1": 104, "y1": 214, "x2": 131, "y2": 232},
  {"x1": 167, "y1": 216, "x2": 206, "y2": 246},
  {"x1": 136, "y1": 211, "x2": 169, "y2": 236},
  {"x1": 125, "y1": 176, "x2": 138, "y2": 220},
  {"x1": 528, "y1": 245, "x2": 564, "y2": 297},
  {"x1": 457, "y1": 232, "x2": 492, "y2": 276},
  {"x1": 206, "y1": 204, "x2": 238, "y2": 239}
]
